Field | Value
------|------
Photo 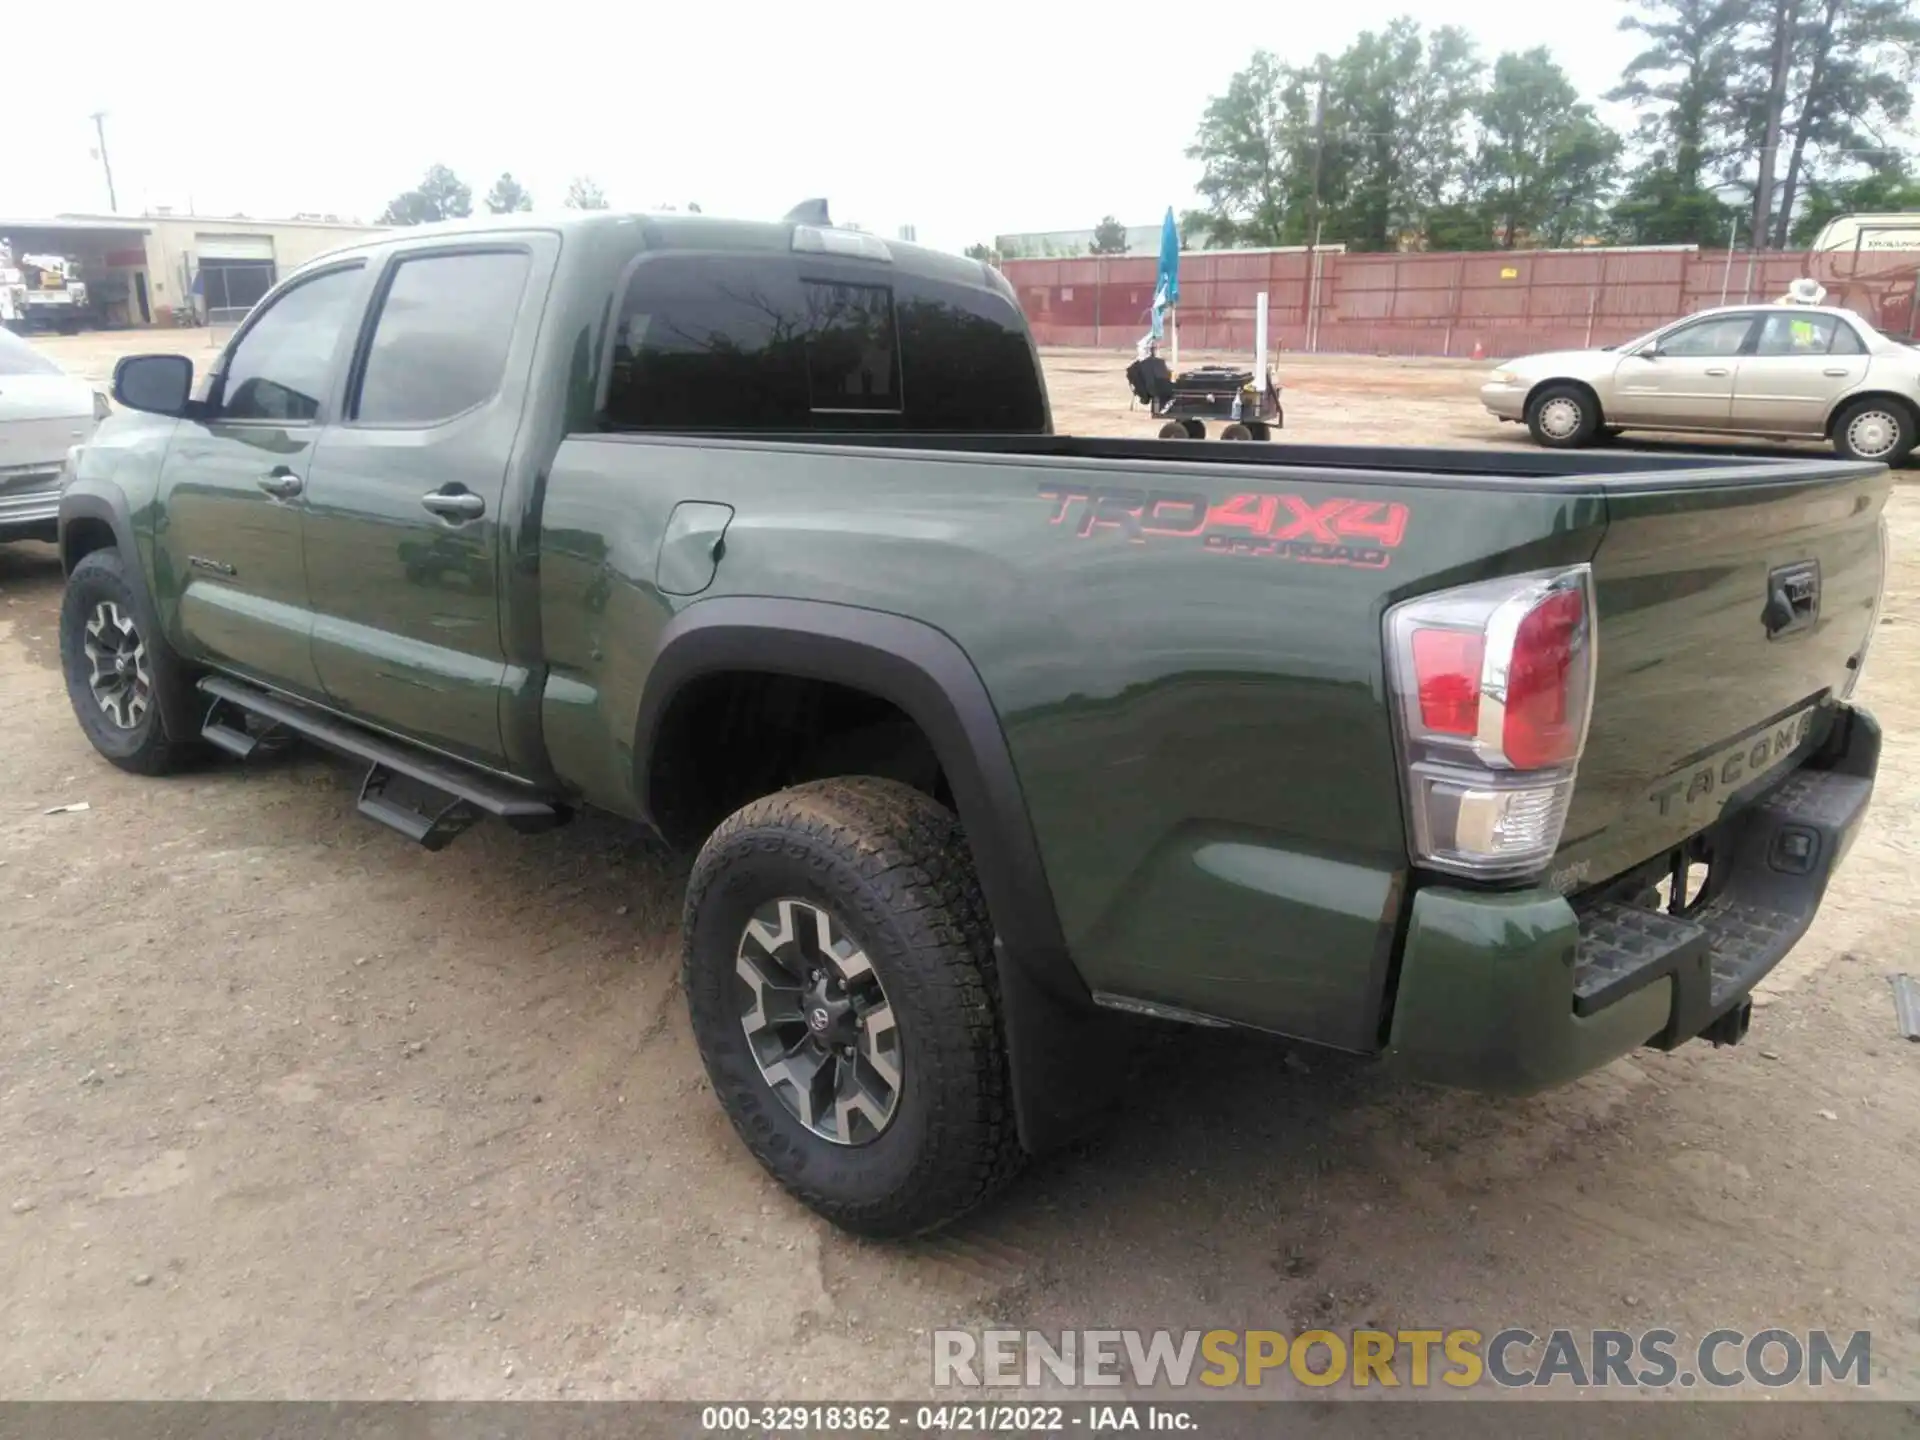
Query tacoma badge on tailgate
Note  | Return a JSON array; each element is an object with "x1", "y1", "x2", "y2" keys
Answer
[{"x1": 1647, "y1": 706, "x2": 1819, "y2": 818}]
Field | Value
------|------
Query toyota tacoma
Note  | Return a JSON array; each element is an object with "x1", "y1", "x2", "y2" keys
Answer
[{"x1": 56, "y1": 210, "x2": 1887, "y2": 1236}]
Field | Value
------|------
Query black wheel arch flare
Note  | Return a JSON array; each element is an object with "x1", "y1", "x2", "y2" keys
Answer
[{"x1": 631, "y1": 598, "x2": 1120, "y2": 1152}]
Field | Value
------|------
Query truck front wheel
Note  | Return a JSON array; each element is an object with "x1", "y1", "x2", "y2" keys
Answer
[
  {"x1": 58, "y1": 550, "x2": 200, "y2": 776},
  {"x1": 682, "y1": 776, "x2": 1022, "y2": 1237}
]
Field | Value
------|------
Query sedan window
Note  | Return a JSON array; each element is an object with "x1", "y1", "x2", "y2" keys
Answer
[{"x1": 1754, "y1": 313, "x2": 1849, "y2": 357}]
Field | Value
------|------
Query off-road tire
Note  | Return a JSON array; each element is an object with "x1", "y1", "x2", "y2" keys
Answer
[
  {"x1": 59, "y1": 550, "x2": 200, "y2": 775},
  {"x1": 1525, "y1": 382, "x2": 1601, "y2": 449},
  {"x1": 1832, "y1": 396, "x2": 1916, "y2": 466},
  {"x1": 682, "y1": 776, "x2": 1023, "y2": 1237}
]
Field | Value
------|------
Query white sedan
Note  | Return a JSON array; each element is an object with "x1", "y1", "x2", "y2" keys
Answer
[{"x1": 0, "y1": 328, "x2": 107, "y2": 543}]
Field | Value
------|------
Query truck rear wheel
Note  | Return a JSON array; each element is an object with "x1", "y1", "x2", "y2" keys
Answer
[{"x1": 681, "y1": 776, "x2": 1022, "y2": 1236}]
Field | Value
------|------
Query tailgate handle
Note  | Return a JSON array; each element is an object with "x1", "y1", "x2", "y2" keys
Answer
[{"x1": 1763, "y1": 561, "x2": 1820, "y2": 639}]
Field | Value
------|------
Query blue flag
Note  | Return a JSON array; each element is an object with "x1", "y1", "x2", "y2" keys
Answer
[{"x1": 1151, "y1": 208, "x2": 1180, "y2": 340}]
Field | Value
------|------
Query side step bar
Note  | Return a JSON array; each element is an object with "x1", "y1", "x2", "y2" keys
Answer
[{"x1": 198, "y1": 676, "x2": 566, "y2": 851}]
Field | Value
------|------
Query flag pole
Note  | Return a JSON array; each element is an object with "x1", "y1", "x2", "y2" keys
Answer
[{"x1": 1170, "y1": 307, "x2": 1179, "y2": 370}]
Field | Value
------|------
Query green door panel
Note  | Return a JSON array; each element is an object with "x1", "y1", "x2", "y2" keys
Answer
[
  {"x1": 302, "y1": 238, "x2": 556, "y2": 769},
  {"x1": 154, "y1": 420, "x2": 323, "y2": 695}
]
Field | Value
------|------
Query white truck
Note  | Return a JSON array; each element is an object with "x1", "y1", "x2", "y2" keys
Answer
[{"x1": 0, "y1": 245, "x2": 90, "y2": 333}]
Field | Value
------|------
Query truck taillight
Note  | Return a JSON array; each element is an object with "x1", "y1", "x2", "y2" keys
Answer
[{"x1": 1387, "y1": 565, "x2": 1597, "y2": 880}]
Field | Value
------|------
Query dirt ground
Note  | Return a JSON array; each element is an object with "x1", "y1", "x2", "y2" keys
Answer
[{"x1": 3, "y1": 332, "x2": 1918, "y2": 1401}]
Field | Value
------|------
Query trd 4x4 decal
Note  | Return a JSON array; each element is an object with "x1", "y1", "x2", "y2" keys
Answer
[{"x1": 1036, "y1": 484, "x2": 1410, "y2": 570}]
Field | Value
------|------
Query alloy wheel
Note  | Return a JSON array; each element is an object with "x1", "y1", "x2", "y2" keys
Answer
[
  {"x1": 736, "y1": 897, "x2": 901, "y2": 1145},
  {"x1": 82, "y1": 600, "x2": 152, "y2": 731}
]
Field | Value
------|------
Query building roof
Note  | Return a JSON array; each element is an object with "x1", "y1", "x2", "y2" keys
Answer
[
  {"x1": 56, "y1": 212, "x2": 384, "y2": 231},
  {"x1": 0, "y1": 217, "x2": 150, "y2": 234}
]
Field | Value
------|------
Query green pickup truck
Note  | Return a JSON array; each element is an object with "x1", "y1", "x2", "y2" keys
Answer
[{"x1": 57, "y1": 211, "x2": 1887, "y2": 1236}]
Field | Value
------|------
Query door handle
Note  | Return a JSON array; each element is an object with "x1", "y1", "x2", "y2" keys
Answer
[
  {"x1": 1704, "y1": 367, "x2": 1731, "y2": 377},
  {"x1": 256, "y1": 468, "x2": 303, "y2": 499},
  {"x1": 1823, "y1": 368, "x2": 1850, "y2": 377},
  {"x1": 421, "y1": 488, "x2": 485, "y2": 521}
]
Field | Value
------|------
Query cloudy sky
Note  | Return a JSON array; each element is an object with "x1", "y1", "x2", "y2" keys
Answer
[{"x1": 4, "y1": 0, "x2": 1647, "y2": 251}]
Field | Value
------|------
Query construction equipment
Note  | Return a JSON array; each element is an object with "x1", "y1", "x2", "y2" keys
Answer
[{"x1": 0, "y1": 243, "x2": 90, "y2": 333}]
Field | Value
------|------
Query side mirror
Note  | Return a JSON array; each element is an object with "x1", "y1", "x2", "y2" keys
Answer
[
  {"x1": 1636, "y1": 345, "x2": 1660, "y2": 360},
  {"x1": 112, "y1": 354, "x2": 194, "y2": 417}
]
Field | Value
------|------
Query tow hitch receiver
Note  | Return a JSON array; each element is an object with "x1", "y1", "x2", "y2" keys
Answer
[{"x1": 1700, "y1": 998, "x2": 1753, "y2": 1048}]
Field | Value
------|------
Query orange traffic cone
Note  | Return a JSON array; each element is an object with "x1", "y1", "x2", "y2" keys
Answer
[{"x1": 1471, "y1": 339, "x2": 1485, "y2": 361}]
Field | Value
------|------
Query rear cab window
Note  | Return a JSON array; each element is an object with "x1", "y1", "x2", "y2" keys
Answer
[{"x1": 601, "y1": 253, "x2": 1044, "y2": 434}]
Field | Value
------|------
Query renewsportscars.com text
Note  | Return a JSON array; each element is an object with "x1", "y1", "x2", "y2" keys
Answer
[{"x1": 932, "y1": 1327, "x2": 1872, "y2": 1391}]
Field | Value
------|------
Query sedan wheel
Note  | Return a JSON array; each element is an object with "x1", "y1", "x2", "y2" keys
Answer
[
  {"x1": 1537, "y1": 397, "x2": 1583, "y2": 441},
  {"x1": 1524, "y1": 382, "x2": 1600, "y2": 449},
  {"x1": 1844, "y1": 408, "x2": 1901, "y2": 461}
]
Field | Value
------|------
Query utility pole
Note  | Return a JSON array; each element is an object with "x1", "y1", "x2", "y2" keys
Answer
[
  {"x1": 1305, "y1": 69, "x2": 1327, "y2": 353},
  {"x1": 89, "y1": 111, "x2": 118, "y2": 213},
  {"x1": 1750, "y1": 0, "x2": 1796, "y2": 253}
]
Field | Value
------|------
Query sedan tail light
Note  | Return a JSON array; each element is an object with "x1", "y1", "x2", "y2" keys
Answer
[{"x1": 1386, "y1": 565, "x2": 1597, "y2": 879}]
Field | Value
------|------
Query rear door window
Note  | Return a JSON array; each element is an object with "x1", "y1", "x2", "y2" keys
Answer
[
  {"x1": 605, "y1": 258, "x2": 811, "y2": 431},
  {"x1": 352, "y1": 250, "x2": 530, "y2": 425},
  {"x1": 1754, "y1": 313, "x2": 1846, "y2": 357}
]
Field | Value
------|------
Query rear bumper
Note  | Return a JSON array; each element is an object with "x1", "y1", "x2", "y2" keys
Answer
[{"x1": 1384, "y1": 705, "x2": 1879, "y2": 1094}]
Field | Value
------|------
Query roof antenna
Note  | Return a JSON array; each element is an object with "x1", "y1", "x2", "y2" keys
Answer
[{"x1": 784, "y1": 199, "x2": 832, "y2": 226}]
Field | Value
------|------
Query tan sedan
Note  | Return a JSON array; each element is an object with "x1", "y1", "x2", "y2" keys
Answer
[{"x1": 1480, "y1": 304, "x2": 1918, "y2": 463}]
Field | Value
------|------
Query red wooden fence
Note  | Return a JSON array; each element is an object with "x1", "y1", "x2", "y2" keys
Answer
[{"x1": 1001, "y1": 244, "x2": 1919, "y2": 359}]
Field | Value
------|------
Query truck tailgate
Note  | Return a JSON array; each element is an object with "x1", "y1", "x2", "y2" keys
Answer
[{"x1": 1553, "y1": 462, "x2": 1889, "y2": 891}]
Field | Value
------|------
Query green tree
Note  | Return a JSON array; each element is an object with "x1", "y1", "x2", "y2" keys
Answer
[
  {"x1": 1328, "y1": 20, "x2": 1482, "y2": 250},
  {"x1": 564, "y1": 176, "x2": 610, "y2": 210},
  {"x1": 1185, "y1": 50, "x2": 1314, "y2": 247},
  {"x1": 963, "y1": 241, "x2": 1001, "y2": 263},
  {"x1": 1748, "y1": 0, "x2": 1920, "y2": 246},
  {"x1": 1185, "y1": 22, "x2": 1483, "y2": 253},
  {"x1": 1090, "y1": 215, "x2": 1131, "y2": 254},
  {"x1": 1473, "y1": 49, "x2": 1624, "y2": 247},
  {"x1": 1607, "y1": 0, "x2": 1748, "y2": 244},
  {"x1": 378, "y1": 164, "x2": 472, "y2": 226},
  {"x1": 484, "y1": 172, "x2": 533, "y2": 213}
]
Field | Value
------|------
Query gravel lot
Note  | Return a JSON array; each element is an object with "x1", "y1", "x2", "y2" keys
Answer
[{"x1": 2, "y1": 331, "x2": 1917, "y2": 1400}]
